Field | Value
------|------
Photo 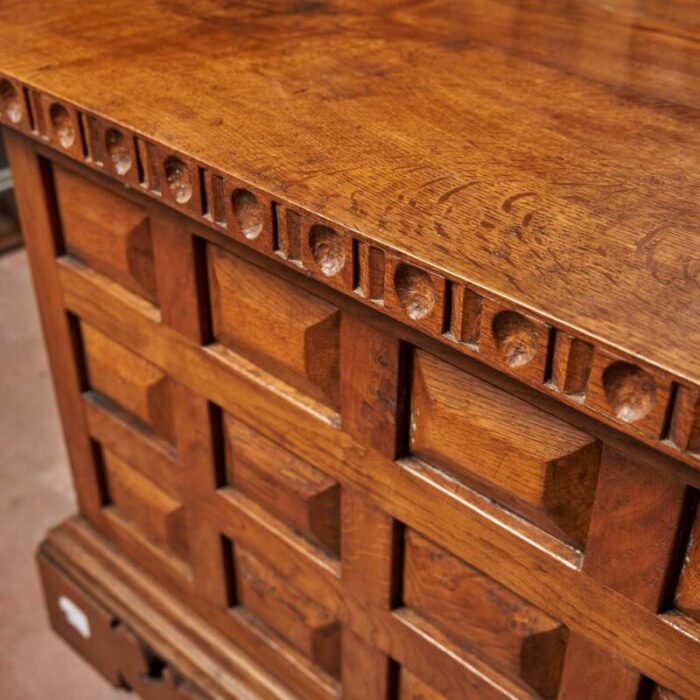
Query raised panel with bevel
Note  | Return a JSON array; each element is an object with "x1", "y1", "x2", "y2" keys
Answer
[
  {"x1": 208, "y1": 244, "x2": 340, "y2": 409},
  {"x1": 410, "y1": 350, "x2": 601, "y2": 548},
  {"x1": 402, "y1": 529, "x2": 567, "y2": 699},
  {"x1": 81, "y1": 322, "x2": 175, "y2": 443},
  {"x1": 234, "y1": 547, "x2": 341, "y2": 679},
  {"x1": 101, "y1": 448, "x2": 189, "y2": 561},
  {"x1": 223, "y1": 415, "x2": 341, "y2": 556},
  {"x1": 55, "y1": 165, "x2": 157, "y2": 303}
]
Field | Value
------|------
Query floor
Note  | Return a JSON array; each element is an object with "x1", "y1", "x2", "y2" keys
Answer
[{"x1": 0, "y1": 248, "x2": 124, "y2": 699}]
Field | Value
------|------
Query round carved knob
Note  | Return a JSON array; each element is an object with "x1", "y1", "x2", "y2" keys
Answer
[
  {"x1": 49, "y1": 103, "x2": 74, "y2": 148},
  {"x1": 602, "y1": 361, "x2": 656, "y2": 422},
  {"x1": 492, "y1": 311, "x2": 539, "y2": 368},
  {"x1": 232, "y1": 189, "x2": 263, "y2": 240},
  {"x1": 0, "y1": 79, "x2": 22, "y2": 123},
  {"x1": 394, "y1": 264, "x2": 436, "y2": 320},
  {"x1": 309, "y1": 225, "x2": 345, "y2": 276},
  {"x1": 164, "y1": 156, "x2": 193, "y2": 204},
  {"x1": 105, "y1": 128, "x2": 132, "y2": 175}
]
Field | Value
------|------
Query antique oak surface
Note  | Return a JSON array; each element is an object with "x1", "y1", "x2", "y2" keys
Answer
[{"x1": 2, "y1": 0, "x2": 700, "y2": 698}]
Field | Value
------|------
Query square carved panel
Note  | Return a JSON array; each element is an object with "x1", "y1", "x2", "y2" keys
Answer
[
  {"x1": 81, "y1": 322, "x2": 175, "y2": 444},
  {"x1": 99, "y1": 447, "x2": 189, "y2": 562},
  {"x1": 222, "y1": 415, "x2": 341, "y2": 557},
  {"x1": 222, "y1": 539, "x2": 341, "y2": 681},
  {"x1": 54, "y1": 166, "x2": 157, "y2": 303},
  {"x1": 400, "y1": 528, "x2": 567, "y2": 699},
  {"x1": 207, "y1": 244, "x2": 340, "y2": 409},
  {"x1": 409, "y1": 349, "x2": 601, "y2": 549}
]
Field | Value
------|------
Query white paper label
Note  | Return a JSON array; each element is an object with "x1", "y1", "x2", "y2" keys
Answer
[{"x1": 58, "y1": 595, "x2": 91, "y2": 639}]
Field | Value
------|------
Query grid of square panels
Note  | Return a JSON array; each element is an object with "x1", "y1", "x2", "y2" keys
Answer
[{"x1": 38, "y1": 156, "x2": 700, "y2": 699}]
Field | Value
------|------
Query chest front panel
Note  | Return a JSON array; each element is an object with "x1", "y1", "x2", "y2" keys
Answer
[{"x1": 8, "y1": 137, "x2": 700, "y2": 700}]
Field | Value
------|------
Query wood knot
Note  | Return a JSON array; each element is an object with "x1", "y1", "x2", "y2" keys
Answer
[
  {"x1": 105, "y1": 128, "x2": 132, "y2": 175},
  {"x1": 394, "y1": 264, "x2": 436, "y2": 320},
  {"x1": 232, "y1": 189, "x2": 263, "y2": 239},
  {"x1": 309, "y1": 225, "x2": 345, "y2": 276},
  {"x1": 48, "y1": 103, "x2": 74, "y2": 148},
  {"x1": 0, "y1": 79, "x2": 21, "y2": 123},
  {"x1": 602, "y1": 361, "x2": 656, "y2": 422},
  {"x1": 492, "y1": 311, "x2": 538, "y2": 367},
  {"x1": 164, "y1": 156, "x2": 192, "y2": 204}
]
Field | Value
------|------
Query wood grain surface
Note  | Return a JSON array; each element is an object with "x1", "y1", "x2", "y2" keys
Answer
[
  {"x1": 0, "y1": 0, "x2": 699, "y2": 388},
  {"x1": 5, "y1": 6, "x2": 700, "y2": 697}
]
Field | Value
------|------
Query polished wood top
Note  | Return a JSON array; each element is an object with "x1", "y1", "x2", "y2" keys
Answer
[{"x1": 1, "y1": 0, "x2": 699, "y2": 383}]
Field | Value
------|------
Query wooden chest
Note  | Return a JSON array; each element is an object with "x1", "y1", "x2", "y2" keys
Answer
[{"x1": 2, "y1": 2, "x2": 700, "y2": 698}]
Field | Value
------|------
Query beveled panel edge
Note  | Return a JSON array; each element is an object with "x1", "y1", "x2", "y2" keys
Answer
[{"x1": 2, "y1": 76, "x2": 698, "y2": 469}]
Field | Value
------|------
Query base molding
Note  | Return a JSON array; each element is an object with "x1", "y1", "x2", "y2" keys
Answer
[{"x1": 36, "y1": 516, "x2": 295, "y2": 700}]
